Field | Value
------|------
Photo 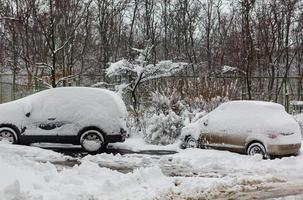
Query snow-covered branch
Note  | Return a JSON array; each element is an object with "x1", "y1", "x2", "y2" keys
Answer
[
  {"x1": 53, "y1": 36, "x2": 73, "y2": 54},
  {"x1": 222, "y1": 65, "x2": 245, "y2": 75},
  {"x1": 33, "y1": 76, "x2": 53, "y2": 89},
  {"x1": 106, "y1": 59, "x2": 135, "y2": 77},
  {"x1": 0, "y1": 17, "x2": 19, "y2": 21},
  {"x1": 92, "y1": 82, "x2": 130, "y2": 96},
  {"x1": 55, "y1": 74, "x2": 79, "y2": 86},
  {"x1": 36, "y1": 63, "x2": 54, "y2": 71},
  {"x1": 143, "y1": 61, "x2": 187, "y2": 81},
  {"x1": 105, "y1": 44, "x2": 188, "y2": 103}
]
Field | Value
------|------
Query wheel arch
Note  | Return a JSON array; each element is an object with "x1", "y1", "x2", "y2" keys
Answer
[
  {"x1": 77, "y1": 126, "x2": 107, "y2": 142},
  {"x1": 245, "y1": 140, "x2": 266, "y2": 153},
  {"x1": 0, "y1": 123, "x2": 21, "y2": 143}
]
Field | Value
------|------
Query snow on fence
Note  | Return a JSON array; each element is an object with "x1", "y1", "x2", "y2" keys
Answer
[
  {"x1": 0, "y1": 74, "x2": 32, "y2": 103},
  {"x1": 1, "y1": 73, "x2": 303, "y2": 114}
]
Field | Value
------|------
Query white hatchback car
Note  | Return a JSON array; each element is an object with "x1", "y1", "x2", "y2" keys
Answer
[
  {"x1": 0, "y1": 87, "x2": 128, "y2": 153},
  {"x1": 181, "y1": 101, "x2": 302, "y2": 157}
]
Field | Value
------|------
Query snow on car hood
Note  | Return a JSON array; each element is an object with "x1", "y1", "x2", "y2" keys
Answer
[
  {"x1": 0, "y1": 87, "x2": 128, "y2": 135},
  {"x1": 181, "y1": 101, "x2": 301, "y2": 144},
  {"x1": 0, "y1": 100, "x2": 25, "y2": 124}
]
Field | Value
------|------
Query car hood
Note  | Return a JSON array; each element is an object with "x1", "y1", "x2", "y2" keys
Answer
[{"x1": 0, "y1": 100, "x2": 27, "y2": 126}]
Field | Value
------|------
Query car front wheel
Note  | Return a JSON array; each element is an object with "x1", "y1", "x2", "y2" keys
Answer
[
  {"x1": 183, "y1": 136, "x2": 199, "y2": 149},
  {"x1": 80, "y1": 130, "x2": 105, "y2": 154},
  {"x1": 247, "y1": 142, "x2": 268, "y2": 159},
  {"x1": 0, "y1": 127, "x2": 18, "y2": 144}
]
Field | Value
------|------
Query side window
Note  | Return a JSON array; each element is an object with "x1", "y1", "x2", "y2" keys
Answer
[{"x1": 28, "y1": 91, "x2": 60, "y2": 119}]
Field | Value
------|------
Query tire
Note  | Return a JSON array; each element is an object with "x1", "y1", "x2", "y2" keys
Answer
[
  {"x1": 247, "y1": 142, "x2": 269, "y2": 159},
  {"x1": 0, "y1": 127, "x2": 18, "y2": 144},
  {"x1": 183, "y1": 136, "x2": 199, "y2": 149},
  {"x1": 79, "y1": 129, "x2": 105, "y2": 154}
]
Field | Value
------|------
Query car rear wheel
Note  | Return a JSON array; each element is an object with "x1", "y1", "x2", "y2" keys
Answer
[
  {"x1": 247, "y1": 142, "x2": 268, "y2": 159},
  {"x1": 80, "y1": 130, "x2": 105, "y2": 154},
  {"x1": 0, "y1": 128, "x2": 18, "y2": 144},
  {"x1": 184, "y1": 136, "x2": 199, "y2": 149}
]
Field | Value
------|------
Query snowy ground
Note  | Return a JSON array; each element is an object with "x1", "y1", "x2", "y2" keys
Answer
[{"x1": 1, "y1": 139, "x2": 303, "y2": 200}]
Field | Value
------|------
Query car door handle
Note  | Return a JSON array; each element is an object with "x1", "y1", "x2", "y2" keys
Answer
[{"x1": 48, "y1": 118, "x2": 56, "y2": 121}]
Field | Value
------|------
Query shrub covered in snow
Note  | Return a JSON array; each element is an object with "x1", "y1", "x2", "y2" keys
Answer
[
  {"x1": 144, "y1": 111, "x2": 183, "y2": 145},
  {"x1": 141, "y1": 91, "x2": 184, "y2": 145},
  {"x1": 122, "y1": 85, "x2": 230, "y2": 145},
  {"x1": 141, "y1": 90, "x2": 229, "y2": 145},
  {"x1": 293, "y1": 113, "x2": 303, "y2": 136}
]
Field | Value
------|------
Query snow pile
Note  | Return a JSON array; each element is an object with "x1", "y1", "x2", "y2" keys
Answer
[
  {"x1": 111, "y1": 136, "x2": 180, "y2": 152},
  {"x1": 169, "y1": 148, "x2": 303, "y2": 176},
  {"x1": 0, "y1": 143, "x2": 69, "y2": 162},
  {"x1": 1, "y1": 143, "x2": 303, "y2": 199},
  {"x1": 82, "y1": 147, "x2": 303, "y2": 199},
  {"x1": 0, "y1": 144, "x2": 173, "y2": 200}
]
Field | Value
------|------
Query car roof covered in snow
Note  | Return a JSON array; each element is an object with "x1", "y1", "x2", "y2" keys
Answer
[{"x1": 217, "y1": 100, "x2": 285, "y2": 111}]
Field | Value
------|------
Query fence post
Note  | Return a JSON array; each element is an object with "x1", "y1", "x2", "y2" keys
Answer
[
  {"x1": 0, "y1": 74, "x2": 2, "y2": 103},
  {"x1": 241, "y1": 77, "x2": 245, "y2": 100},
  {"x1": 12, "y1": 71, "x2": 16, "y2": 100},
  {"x1": 76, "y1": 75, "x2": 81, "y2": 86},
  {"x1": 285, "y1": 78, "x2": 289, "y2": 113}
]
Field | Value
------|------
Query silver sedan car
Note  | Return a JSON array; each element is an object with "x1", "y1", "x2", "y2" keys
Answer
[{"x1": 181, "y1": 101, "x2": 302, "y2": 158}]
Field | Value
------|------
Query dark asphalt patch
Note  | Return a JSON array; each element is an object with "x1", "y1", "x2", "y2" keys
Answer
[
  {"x1": 46, "y1": 147, "x2": 177, "y2": 158},
  {"x1": 42, "y1": 146, "x2": 177, "y2": 172}
]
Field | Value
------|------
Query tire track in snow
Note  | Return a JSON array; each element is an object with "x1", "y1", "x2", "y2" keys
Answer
[{"x1": 159, "y1": 179, "x2": 303, "y2": 200}]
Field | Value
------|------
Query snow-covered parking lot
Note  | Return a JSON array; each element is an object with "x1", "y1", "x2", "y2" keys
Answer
[{"x1": 1, "y1": 137, "x2": 303, "y2": 200}]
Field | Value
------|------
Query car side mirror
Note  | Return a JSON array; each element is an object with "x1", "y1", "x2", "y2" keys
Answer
[
  {"x1": 25, "y1": 112, "x2": 31, "y2": 117},
  {"x1": 24, "y1": 101, "x2": 32, "y2": 118},
  {"x1": 203, "y1": 118, "x2": 209, "y2": 126}
]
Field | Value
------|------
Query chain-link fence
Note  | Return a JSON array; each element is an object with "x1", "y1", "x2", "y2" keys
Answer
[
  {"x1": 0, "y1": 74, "x2": 30, "y2": 103},
  {"x1": 1, "y1": 73, "x2": 303, "y2": 114},
  {"x1": 0, "y1": 73, "x2": 106, "y2": 103}
]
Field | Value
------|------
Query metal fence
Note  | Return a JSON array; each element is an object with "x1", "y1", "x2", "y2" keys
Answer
[
  {"x1": 0, "y1": 73, "x2": 106, "y2": 103},
  {"x1": 0, "y1": 74, "x2": 29, "y2": 103},
  {"x1": 1, "y1": 73, "x2": 303, "y2": 114}
]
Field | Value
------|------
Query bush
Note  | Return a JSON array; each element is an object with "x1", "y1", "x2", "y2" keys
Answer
[
  {"x1": 140, "y1": 89, "x2": 230, "y2": 145},
  {"x1": 144, "y1": 110, "x2": 183, "y2": 145},
  {"x1": 142, "y1": 91, "x2": 184, "y2": 145}
]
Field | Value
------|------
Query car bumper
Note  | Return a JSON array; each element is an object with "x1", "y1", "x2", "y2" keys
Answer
[
  {"x1": 106, "y1": 129, "x2": 127, "y2": 143},
  {"x1": 267, "y1": 143, "x2": 301, "y2": 156}
]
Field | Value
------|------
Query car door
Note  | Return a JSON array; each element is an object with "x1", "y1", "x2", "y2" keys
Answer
[
  {"x1": 222, "y1": 130, "x2": 248, "y2": 153},
  {"x1": 53, "y1": 91, "x2": 80, "y2": 138},
  {"x1": 22, "y1": 91, "x2": 62, "y2": 142},
  {"x1": 220, "y1": 115, "x2": 248, "y2": 153},
  {"x1": 199, "y1": 117, "x2": 224, "y2": 148}
]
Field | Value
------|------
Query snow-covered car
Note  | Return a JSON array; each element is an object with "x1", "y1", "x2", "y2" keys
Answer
[
  {"x1": 0, "y1": 87, "x2": 128, "y2": 153},
  {"x1": 181, "y1": 101, "x2": 302, "y2": 158}
]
